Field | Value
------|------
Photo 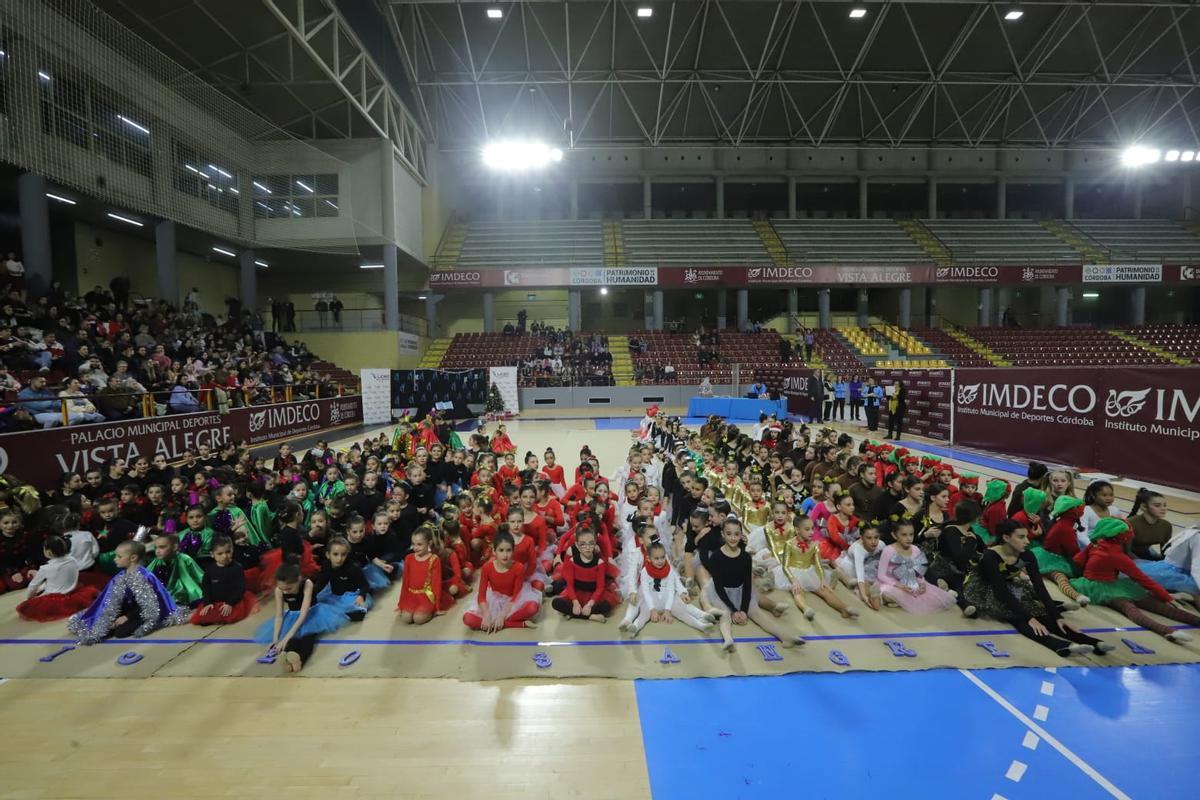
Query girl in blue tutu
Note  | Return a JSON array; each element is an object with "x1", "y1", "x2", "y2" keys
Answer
[
  {"x1": 346, "y1": 515, "x2": 392, "y2": 592},
  {"x1": 255, "y1": 559, "x2": 349, "y2": 673},
  {"x1": 313, "y1": 537, "x2": 373, "y2": 620}
]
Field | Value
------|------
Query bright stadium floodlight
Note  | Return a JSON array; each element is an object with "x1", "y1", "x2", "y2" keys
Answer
[
  {"x1": 637, "y1": 6, "x2": 653, "y2": 18},
  {"x1": 1166, "y1": 150, "x2": 1181, "y2": 162},
  {"x1": 849, "y1": 8, "x2": 867, "y2": 19},
  {"x1": 482, "y1": 139, "x2": 564, "y2": 171},
  {"x1": 487, "y1": 8, "x2": 502, "y2": 19},
  {"x1": 1121, "y1": 145, "x2": 1161, "y2": 167},
  {"x1": 600, "y1": 287, "x2": 609, "y2": 295},
  {"x1": 1004, "y1": 9, "x2": 1024, "y2": 21},
  {"x1": 1183, "y1": 151, "x2": 1197, "y2": 162}
]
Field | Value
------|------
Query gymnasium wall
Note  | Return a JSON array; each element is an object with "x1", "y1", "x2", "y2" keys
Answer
[
  {"x1": 300, "y1": 331, "x2": 427, "y2": 372},
  {"x1": 72, "y1": 222, "x2": 237, "y2": 316}
]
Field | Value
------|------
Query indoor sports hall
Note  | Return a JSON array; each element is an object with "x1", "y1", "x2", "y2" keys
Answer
[{"x1": 1, "y1": 1, "x2": 1199, "y2": 799}]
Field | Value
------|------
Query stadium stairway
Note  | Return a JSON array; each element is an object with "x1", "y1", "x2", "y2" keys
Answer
[
  {"x1": 1041, "y1": 220, "x2": 1106, "y2": 263},
  {"x1": 603, "y1": 221, "x2": 625, "y2": 268},
  {"x1": 610, "y1": 336, "x2": 636, "y2": 386},
  {"x1": 419, "y1": 338, "x2": 450, "y2": 369},
  {"x1": 834, "y1": 327, "x2": 889, "y2": 363},
  {"x1": 943, "y1": 327, "x2": 1010, "y2": 366},
  {"x1": 433, "y1": 223, "x2": 468, "y2": 270},
  {"x1": 873, "y1": 323, "x2": 932, "y2": 357},
  {"x1": 1109, "y1": 329, "x2": 1190, "y2": 366},
  {"x1": 899, "y1": 219, "x2": 952, "y2": 265},
  {"x1": 752, "y1": 220, "x2": 789, "y2": 266}
]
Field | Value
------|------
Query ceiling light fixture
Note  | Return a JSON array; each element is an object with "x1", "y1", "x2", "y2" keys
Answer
[
  {"x1": 207, "y1": 164, "x2": 233, "y2": 179},
  {"x1": 1166, "y1": 150, "x2": 1181, "y2": 162},
  {"x1": 1004, "y1": 9, "x2": 1024, "y2": 21},
  {"x1": 295, "y1": 180, "x2": 314, "y2": 193},
  {"x1": 360, "y1": 263, "x2": 385, "y2": 270},
  {"x1": 1121, "y1": 145, "x2": 1161, "y2": 167},
  {"x1": 1082, "y1": 292, "x2": 1100, "y2": 299},
  {"x1": 487, "y1": 8, "x2": 502, "y2": 19},
  {"x1": 37, "y1": 70, "x2": 51, "y2": 81},
  {"x1": 254, "y1": 260, "x2": 269, "y2": 268},
  {"x1": 418, "y1": 295, "x2": 428, "y2": 300},
  {"x1": 252, "y1": 181, "x2": 272, "y2": 193},
  {"x1": 106, "y1": 212, "x2": 143, "y2": 227},
  {"x1": 117, "y1": 114, "x2": 150, "y2": 135},
  {"x1": 212, "y1": 246, "x2": 236, "y2": 257},
  {"x1": 637, "y1": 6, "x2": 653, "y2": 18},
  {"x1": 1182, "y1": 151, "x2": 1196, "y2": 162},
  {"x1": 482, "y1": 139, "x2": 564, "y2": 171},
  {"x1": 45, "y1": 193, "x2": 76, "y2": 205},
  {"x1": 849, "y1": 8, "x2": 867, "y2": 19}
]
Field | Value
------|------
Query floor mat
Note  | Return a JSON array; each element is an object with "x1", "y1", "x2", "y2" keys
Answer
[{"x1": 2, "y1": 582, "x2": 1195, "y2": 680}]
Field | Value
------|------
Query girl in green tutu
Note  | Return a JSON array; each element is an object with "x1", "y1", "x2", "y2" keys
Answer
[{"x1": 1071, "y1": 518, "x2": 1200, "y2": 644}]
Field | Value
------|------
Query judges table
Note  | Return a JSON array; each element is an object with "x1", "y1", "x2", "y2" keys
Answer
[{"x1": 687, "y1": 396, "x2": 788, "y2": 419}]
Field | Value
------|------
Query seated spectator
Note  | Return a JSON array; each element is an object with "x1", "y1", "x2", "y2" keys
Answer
[
  {"x1": 17, "y1": 375, "x2": 65, "y2": 428},
  {"x1": 168, "y1": 377, "x2": 203, "y2": 414},
  {"x1": 0, "y1": 364, "x2": 21, "y2": 394},
  {"x1": 57, "y1": 378, "x2": 105, "y2": 425},
  {"x1": 95, "y1": 375, "x2": 139, "y2": 421}
]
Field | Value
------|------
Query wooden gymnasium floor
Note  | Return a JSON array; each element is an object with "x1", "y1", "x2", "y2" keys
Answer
[{"x1": 3, "y1": 413, "x2": 1198, "y2": 799}]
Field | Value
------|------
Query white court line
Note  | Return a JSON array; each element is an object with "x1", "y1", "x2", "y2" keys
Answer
[
  {"x1": 960, "y1": 669, "x2": 1132, "y2": 800},
  {"x1": 1041, "y1": 681, "x2": 1056, "y2": 696},
  {"x1": 1006, "y1": 761, "x2": 1028, "y2": 782},
  {"x1": 1022, "y1": 731, "x2": 1040, "y2": 750},
  {"x1": 1044, "y1": 666, "x2": 1058, "y2": 674},
  {"x1": 1033, "y1": 704, "x2": 1050, "y2": 721}
]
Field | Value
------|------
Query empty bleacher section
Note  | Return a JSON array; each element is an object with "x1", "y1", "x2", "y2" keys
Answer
[
  {"x1": 438, "y1": 333, "x2": 614, "y2": 387},
  {"x1": 627, "y1": 331, "x2": 802, "y2": 385},
  {"x1": 922, "y1": 220, "x2": 1082, "y2": 263},
  {"x1": 909, "y1": 328, "x2": 996, "y2": 368},
  {"x1": 962, "y1": 327, "x2": 1172, "y2": 367},
  {"x1": 621, "y1": 220, "x2": 770, "y2": 266},
  {"x1": 772, "y1": 219, "x2": 931, "y2": 264},
  {"x1": 453, "y1": 221, "x2": 604, "y2": 269},
  {"x1": 1068, "y1": 220, "x2": 1200, "y2": 262},
  {"x1": 810, "y1": 330, "x2": 867, "y2": 376},
  {"x1": 1121, "y1": 324, "x2": 1200, "y2": 364}
]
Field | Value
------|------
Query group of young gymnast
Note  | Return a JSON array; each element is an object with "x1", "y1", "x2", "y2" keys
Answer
[{"x1": 3, "y1": 405, "x2": 1199, "y2": 671}]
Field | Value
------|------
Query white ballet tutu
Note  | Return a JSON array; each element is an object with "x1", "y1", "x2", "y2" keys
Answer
[{"x1": 466, "y1": 585, "x2": 543, "y2": 620}]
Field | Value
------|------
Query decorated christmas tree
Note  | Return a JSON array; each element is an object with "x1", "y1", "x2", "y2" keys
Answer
[{"x1": 486, "y1": 382, "x2": 505, "y2": 413}]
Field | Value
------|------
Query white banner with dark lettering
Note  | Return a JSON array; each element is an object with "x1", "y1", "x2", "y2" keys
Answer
[
  {"x1": 360, "y1": 369, "x2": 392, "y2": 425},
  {"x1": 489, "y1": 366, "x2": 520, "y2": 413}
]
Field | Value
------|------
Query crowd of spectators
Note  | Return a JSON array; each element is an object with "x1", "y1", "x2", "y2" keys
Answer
[
  {"x1": 516, "y1": 326, "x2": 614, "y2": 387},
  {"x1": 0, "y1": 272, "x2": 346, "y2": 433}
]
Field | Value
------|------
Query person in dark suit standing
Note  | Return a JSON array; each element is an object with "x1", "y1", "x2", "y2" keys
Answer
[
  {"x1": 807, "y1": 370, "x2": 825, "y2": 423},
  {"x1": 885, "y1": 381, "x2": 907, "y2": 440}
]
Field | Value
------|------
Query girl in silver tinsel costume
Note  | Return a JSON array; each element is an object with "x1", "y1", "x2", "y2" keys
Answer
[{"x1": 67, "y1": 540, "x2": 191, "y2": 645}]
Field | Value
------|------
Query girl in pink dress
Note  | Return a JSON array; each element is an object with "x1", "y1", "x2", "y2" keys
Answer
[{"x1": 877, "y1": 519, "x2": 957, "y2": 614}]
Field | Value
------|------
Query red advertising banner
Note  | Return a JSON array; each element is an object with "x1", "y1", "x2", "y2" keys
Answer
[
  {"x1": 431, "y1": 264, "x2": 1108, "y2": 288},
  {"x1": 952, "y1": 367, "x2": 1200, "y2": 490},
  {"x1": 763, "y1": 368, "x2": 816, "y2": 417},
  {"x1": 0, "y1": 396, "x2": 364, "y2": 490}
]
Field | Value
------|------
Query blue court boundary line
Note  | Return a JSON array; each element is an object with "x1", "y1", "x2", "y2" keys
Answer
[{"x1": 3, "y1": 623, "x2": 1191, "y2": 648}]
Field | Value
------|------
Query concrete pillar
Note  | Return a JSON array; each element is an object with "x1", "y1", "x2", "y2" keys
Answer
[
  {"x1": 716, "y1": 290, "x2": 727, "y2": 330},
  {"x1": 569, "y1": 179, "x2": 580, "y2": 220},
  {"x1": 899, "y1": 288, "x2": 912, "y2": 329},
  {"x1": 568, "y1": 290, "x2": 582, "y2": 331},
  {"x1": 1132, "y1": 180, "x2": 1144, "y2": 220},
  {"x1": 1064, "y1": 176, "x2": 1075, "y2": 220},
  {"x1": 383, "y1": 243, "x2": 399, "y2": 331},
  {"x1": 238, "y1": 250, "x2": 257, "y2": 314},
  {"x1": 1184, "y1": 173, "x2": 1194, "y2": 220},
  {"x1": 379, "y1": 137, "x2": 397, "y2": 240},
  {"x1": 978, "y1": 287, "x2": 992, "y2": 327},
  {"x1": 736, "y1": 288, "x2": 748, "y2": 331},
  {"x1": 858, "y1": 177, "x2": 869, "y2": 219},
  {"x1": 1055, "y1": 286, "x2": 1070, "y2": 326},
  {"x1": 16, "y1": 173, "x2": 53, "y2": 296},
  {"x1": 425, "y1": 295, "x2": 440, "y2": 338},
  {"x1": 652, "y1": 290, "x2": 664, "y2": 330},
  {"x1": 997, "y1": 287, "x2": 1012, "y2": 325},
  {"x1": 482, "y1": 291, "x2": 495, "y2": 333},
  {"x1": 1131, "y1": 286, "x2": 1147, "y2": 326},
  {"x1": 643, "y1": 291, "x2": 655, "y2": 330},
  {"x1": 996, "y1": 177, "x2": 1007, "y2": 220},
  {"x1": 155, "y1": 221, "x2": 179, "y2": 307},
  {"x1": 787, "y1": 288, "x2": 799, "y2": 332},
  {"x1": 642, "y1": 175, "x2": 652, "y2": 220},
  {"x1": 787, "y1": 176, "x2": 797, "y2": 219},
  {"x1": 927, "y1": 176, "x2": 938, "y2": 219},
  {"x1": 856, "y1": 288, "x2": 869, "y2": 328},
  {"x1": 715, "y1": 176, "x2": 726, "y2": 219},
  {"x1": 818, "y1": 289, "x2": 831, "y2": 330},
  {"x1": 926, "y1": 287, "x2": 938, "y2": 327}
]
